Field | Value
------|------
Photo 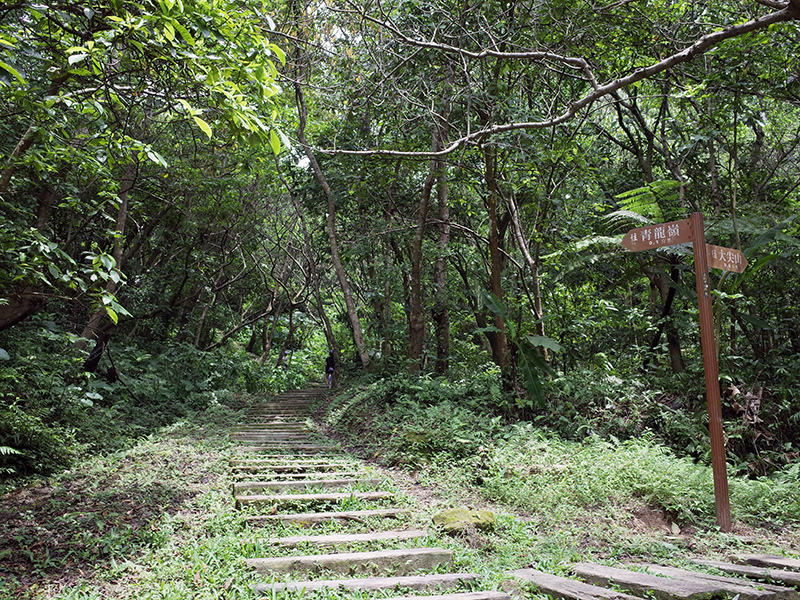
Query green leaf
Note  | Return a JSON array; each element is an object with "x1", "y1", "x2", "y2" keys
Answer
[
  {"x1": 527, "y1": 335, "x2": 562, "y2": 353},
  {"x1": 269, "y1": 129, "x2": 281, "y2": 155},
  {"x1": 481, "y1": 292, "x2": 508, "y2": 320},
  {"x1": 172, "y1": 19, "x2": 195, "y2": 45},
  {"x1": 268, "y1": 43, "x2": 286, "y2": 66},
  {"x1": 193, "y1": 116, "x2": 212, "y2": 138},
  {"x1": 0, "y1": 348, "x2": 10, "y2": 360},
  {"x1": 739, "y1": 313, "x2": 772, "y2": 330},
  {"x1": 0, "y1": 60, "x2": 25, "y2": 84}
]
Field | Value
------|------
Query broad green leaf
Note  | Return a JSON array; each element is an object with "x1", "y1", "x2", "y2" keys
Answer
[
  {"x1": 739, "y1": 313, "x2": 772, "y2": 330},
  {"x1": 193, "y1": 115, "x2": 212, "y2": 138},
  {"x1": 0, "y1": 60, "x2": 25, "y2": 84},
  {"x1": 268, "y1": 43, "x2": 286, "y2": 65},
  {"x1": 481, "y1": 291, "x2": 508, "y2": 320},
  {"x1": 269, "y1": 129, "x2": 280, "y2": 155},
  {"x1": 172, "y1": 19, "x2": 195, "y2": 45},
  {"x1": 527, "y1": 335, "x2": 562, "y2": 353}
]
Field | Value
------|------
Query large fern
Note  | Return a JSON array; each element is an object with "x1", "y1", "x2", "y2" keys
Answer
[{"x1": 604, "y1": 180, "x2": 684, "y2": 233}]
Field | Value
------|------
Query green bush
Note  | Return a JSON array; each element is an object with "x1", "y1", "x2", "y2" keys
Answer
[{"x1": 324, "y1": 370, "x2": 507, "y2": 467}]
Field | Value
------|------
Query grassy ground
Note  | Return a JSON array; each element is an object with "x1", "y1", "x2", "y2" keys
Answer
[{"x1": 1, "y1": 390, "x2": 798, "y2": 600}]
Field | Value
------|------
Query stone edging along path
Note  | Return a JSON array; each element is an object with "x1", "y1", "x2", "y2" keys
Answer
[{"x1": 228, "y1": 387, "x2": 800, "y2": 600}]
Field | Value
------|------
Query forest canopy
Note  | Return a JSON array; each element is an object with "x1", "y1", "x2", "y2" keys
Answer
[{"x1": 1, "y1": 0, "x2": 799, "y2": 479}]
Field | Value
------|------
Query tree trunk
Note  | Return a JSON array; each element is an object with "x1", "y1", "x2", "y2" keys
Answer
[
  {"x1": 294, "y1": 81, "x2": 370, "y2": 370},
  {"x1": 75, "y1": 161, "x2": 136, "y2": 349},
  {"x1": 408, "y1": 131, "x2": 440, "y2": 372},
  {"x1": 432, "y1": 154, "x2": 450, "y2": 373},
  {"x1": 483, "y1": 144, "x2": 510, "y2": 375}
]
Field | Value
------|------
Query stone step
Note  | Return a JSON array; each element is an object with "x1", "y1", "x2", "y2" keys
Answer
[
  {"x1": 629, "y1": 564, "x2": 798, "y2": 600},
  {"x1": 235, "y1": 490, "x2": 394, "y2": 508},
  {"x1": 232, "y1": 426, "x2": 312, "y2": 432},
  {"x1": 245, "y1": 407, "x2": 313, "y2": 413},
  {"x1": 507, "y1": 568, "x2": 644, "y2": 600},
  {"x1": 233, "y1": 471, "x2": 367, "y2": 481},
  {"x1": 265, "y1": 528, "x2": 427, "y2": 547},
  {"x1": 231, "y1": 425, "x2": 316, "y2": 437},
  {"x1": 382, "y1": 593, "x2": 511, "y2": 600},
  {"x1": 733, "y1": 556, "x2": 800, "y2": 572},
  {"x1": 230, "y1": 434, "x2": 316, "y2": 442},
  {"x1": 254, "y1": 572, "x2": 481, "y2": 595},
  {"x1": 245, "y1": 508, "x2": 411, "y2": 525},
  {"x1": 242, "y1": 414, "x2": 310, "y2": 420},
  {"x1": 692, "y1": 560, "x2": 800, "y2": 588},
  {"x1": 230, "y1": 458, "x2": 353, "y2": 466},
  {"x1": 572, "y1": 562, "x2": 737, "y2": 600},
  {"x1": 234, "y1": 478, "x2": 383, "y2": 492},
  {"x1": 230, "y1": 463, "x2": 352, "y2": 472},
  {"x1": 231, "y1": 431, "x2": 314, "y2": 437},
  {"x1": 234, "y1": 444, "x2": 336, "y2": 453},
  {"x1": 247, "y1": 547, "x2": 453, "y2": 576}
]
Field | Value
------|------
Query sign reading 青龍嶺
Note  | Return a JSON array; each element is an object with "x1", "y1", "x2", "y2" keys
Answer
[
  {"x1": 621, "y1": 218, "x2": 693, "y2": 252},
  {"x1": 620, "y1": 212, "x2": 744, "y2": 534},
  {"x1": 706, "y1": 244, "x2": 748, "y2": 273}
]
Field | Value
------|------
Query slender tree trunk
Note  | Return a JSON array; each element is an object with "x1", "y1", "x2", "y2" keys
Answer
[
  {"x1": 294, "y1": 81, "x2": 370, "y2": 369},
  {"x1": 75, "y1": 161, "x2": 136, "y2": 348},
  {"x1": 483, "y1": 144, "x2": 510, "y2": 375},
  {"x1": 408, "y1": 131, "x2": 440, "y2": 372},
  {"x1": 382, "y1": 243, "x2": 394, "y2": 364},
  {"x1": 194, "y1": 269, "x2": 224, "y2": 349},
  {"x1": 509, "y1": 193, "x2": 546, "y2": 336},
  {"x1": 258, "y1": 309, "x2": 280, "y2": 366},
  {"x1": 432, "y1": 156, "x2": 450, "y2": 373}
]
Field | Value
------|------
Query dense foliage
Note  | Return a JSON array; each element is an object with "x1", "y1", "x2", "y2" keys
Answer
[{"x1": 2, "y1": 0, "x2": 800, "y2": 482}]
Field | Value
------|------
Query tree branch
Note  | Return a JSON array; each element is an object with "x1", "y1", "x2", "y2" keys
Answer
[{"x1": 320, "y1": 5, "x2": 798, "y2": 158}]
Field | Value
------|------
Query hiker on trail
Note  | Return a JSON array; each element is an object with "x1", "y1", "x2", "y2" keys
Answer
[{"x1": 325, "y1": 351, "x2": 335, "y2": 388}]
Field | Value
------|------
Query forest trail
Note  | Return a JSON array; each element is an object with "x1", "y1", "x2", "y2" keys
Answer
[{"x1": 228, "y1": 387, "x2": 800, "y2": 600}]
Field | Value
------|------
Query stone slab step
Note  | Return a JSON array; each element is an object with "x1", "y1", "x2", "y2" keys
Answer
[
  {"x1": 265, "y1": 529, "x2": 427, "y2": 547},
  {"x1": 230, "y1": 464, "x2": 355, "y2": 472},
  {"x1": 733, "y1": 556, "x2": 800, "y2": 572},
  {"x1": 246, "y1": 547, "x2": 453, "y2": 575},
  {"x1": 235, "y1": 490, "x2": 394, "y2": 507},
  {"x1": 692, "y1": 560, "x2": 800, "y2": 587},
  {"x1": 507, "y1": 568, "x2": 644, "y2": 600},
  {"x1": 572, "y1": 562, "x2": 719, "y2": 600},
  {"x1": 230, "y1": 463, "x2": 351, "y2": 473},
  {"x1": 230, "y1": 458, "x2": 353, "y2": 466},
  {"x1": 231, "y1": 435, "x2": 316, "y2": 442},
  {"x1": 245, "y1": 508, "x2": 410, "y2": 525},
  {"x1": 382, "y1": 593, "x2": 511, "y2": 600},
  {"x1": 234, "y1": 478, "x2": 383, "y2": 492},
  {"x1": 253, "y1": 572, "x2": 481, "y2": 595},
  {"x1": 233, "y1": 427, "x2": 312, "y2": 431},
  {"x1": 234, "y1": 445, "x2": 336, "y2": 452},
  {"x1": 234, "y1": 471, "x2": 367, "y2": 481},
  {"x1": 630, "y1": 564, "x2": 798, "y2": 600}
]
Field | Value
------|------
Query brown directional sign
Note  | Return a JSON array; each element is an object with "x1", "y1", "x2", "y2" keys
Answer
[
  {"x1": 622, "y1": 212, "x2": 735, "y2": 532},
  {"x1": 706, "y1": 244, "x2": 747, "y2": 273},
  {"x1": 621, "y1": 218, "x2": 693, "y2": 252}
]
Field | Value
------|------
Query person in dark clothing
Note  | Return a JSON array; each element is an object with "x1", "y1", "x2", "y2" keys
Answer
[{"x1": 325, "y1": 351, "x2": 335, "y2": 388}]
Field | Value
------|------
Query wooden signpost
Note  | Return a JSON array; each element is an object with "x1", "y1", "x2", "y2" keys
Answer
[{"x1": 623, "y1": 212, "x2": 745, "y2": 532}]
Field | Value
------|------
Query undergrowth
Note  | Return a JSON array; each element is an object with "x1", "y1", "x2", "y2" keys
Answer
[
  {"x1": 0, "y1": 317, "x2": 316, "y2": 481},
  {"x1": 323, "y1": 372, "x2": 800, "y2": 528}
]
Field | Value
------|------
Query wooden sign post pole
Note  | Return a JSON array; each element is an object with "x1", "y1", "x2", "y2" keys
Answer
[{"x1": 689, "y1": 212, "x2": 732, "y2": 532}]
